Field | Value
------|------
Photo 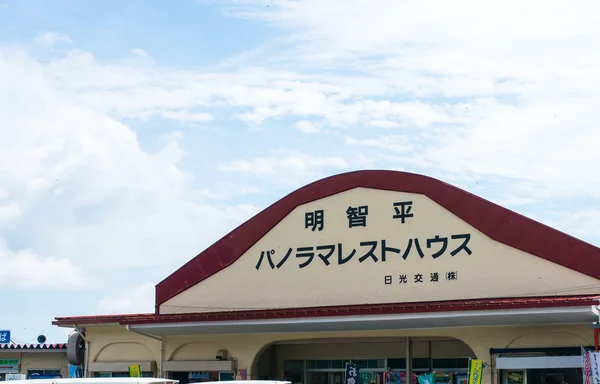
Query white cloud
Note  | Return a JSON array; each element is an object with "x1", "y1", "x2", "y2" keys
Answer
[
  {"x1": 344, "y1": 135, "x2": 415, "y2": 153},
  {"x1": 295, "y1": 120, "x2": 320, "y2": 134},
  {"x1": 159, "y1": 110, "x2": 214, "y2": 122},
  {"x1": 0, "y1": 202, "x2": 20, "y2": 222},
  {"x1": 541, "y1": 209, "x2": 600, "y2": 244},
  {"x1": 96, "y1": 282, "x2": 156, "y2": 315},
  {"x1": 219, "y1": 151, "x2": 349, "y2": 182},
  {"x1": 35, "y1": 32, "x2": 72, "y2": 47},
  {"x1": 210, "y1": 0, "x2": 600, "y2": 199},
  {"x1": 0, "y1": 45, "x2": 268, "y2": 282},
  {"x1": 0, "y1": 240, "x2": 87, "y2": 290},
  {"x1": 224, "y1": 0, "x2": 600, "y2": 56}
]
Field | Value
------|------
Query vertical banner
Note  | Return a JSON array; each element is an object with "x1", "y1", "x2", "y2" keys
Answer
[
  {"x1": 589, "y1": 351, "x2": 600, "y2": 384},
  {"x1": 128, "y1": 364, "x2": 142, "y2": 378},
  {"x1": 418, "y1": 373, "x2": 436, "y2": 384},
  {"x1": 69, "y1": 365, "x2": 82, "y2": 378},
  {"x1": 239, "y1": 368, "x2": 248, "y2": 380},
  {"x1": 583, "y1": 348, "x2": 593, "y2": 384},
  {"x1": 468, "y1": 359, "x2": 484, "y2": 384},
  {"x1": 345, "y1": 363, "x2": 360, "y2": 384}
]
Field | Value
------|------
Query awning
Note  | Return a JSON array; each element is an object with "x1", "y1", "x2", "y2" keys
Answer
[
  {"x1": 88, "y1": 361, "x2": 156, "y2": 372},
  {"x1": 497, "y1": 356, "x2": 582, "y2": 369},
  {"x1": 126, "y1": 305, "x2": 598, "y2": 337},
  {"x1": 162, "y1": 360, "x2": 236, "y2": 372}
]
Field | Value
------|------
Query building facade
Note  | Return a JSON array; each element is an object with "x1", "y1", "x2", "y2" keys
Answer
[
  {"x1": 0, "y1": 343, "x2": 69, "y2": 380},
  {"x1": 52, "y1": 171, "x2": 600, "y2": 384}
]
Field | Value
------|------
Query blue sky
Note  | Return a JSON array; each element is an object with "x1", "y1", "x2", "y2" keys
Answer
[{"x1": 1, "y1": 0, "x2": 600, "y2": 344}]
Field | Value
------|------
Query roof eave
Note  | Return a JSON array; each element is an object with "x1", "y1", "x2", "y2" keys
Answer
[{"x1": 52, "y1": 295, "x2": 600, "y2": 328}]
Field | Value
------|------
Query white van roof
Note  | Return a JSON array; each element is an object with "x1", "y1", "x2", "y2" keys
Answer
[
  {"x1": 6, "y1": 379, "x2": 178, "y2": 384},
  {"x1": 202, "y1": 382, "x2": 291, "y2": 384}
]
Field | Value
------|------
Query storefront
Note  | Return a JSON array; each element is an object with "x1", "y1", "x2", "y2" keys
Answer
[
  {"x1": 0, "y1": 343, "x2": 68, "y2": 380},
  {"x1": 52, "y1": 170, "x2": 600, "y2": 384}
]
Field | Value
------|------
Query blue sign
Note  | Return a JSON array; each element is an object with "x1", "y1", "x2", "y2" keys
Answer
[
  {"x1": 0, "y1": 330, "x2": 10, "y2": 344},
  {"x1": 69, "y1": 365, "x2": 82, "y2": 378},
  {"x1": 28, "y1": 374, "x2": 62, "y2": 380},
  {"x1": 44, "y1": 376, "x2": 62, "y2": 379}
]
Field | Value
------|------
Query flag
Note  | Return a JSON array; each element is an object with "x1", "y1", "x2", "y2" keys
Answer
[
  {"x1": 583, "y1": 348, "x2": 592, "y2": 384},
  {"x1": 128, "y1": 364, "x2": 141, "y2": 378},
  {"x1": 468, "y1": 359, "x2": 484, "y2": 384}
]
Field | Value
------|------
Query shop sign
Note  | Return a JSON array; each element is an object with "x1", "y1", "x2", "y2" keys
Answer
[
  {"x1": 28, "y1": 374, "x2": 62, "y2": 379},
  {"x1": 0, "y1": 358, "x2": 19, "y2": 372},
  {"x1": 0, "y1": 330, "x2": 10, "y2": 344},
  {"x1": 6, "y1": 374, "x2": 26, "y2": 380},
  {"x1": 128, "y1": 364, "x2": 141, "y2": 378},
  {"x1": 255, "y1": 201, "x2": 470, "y2": 281},
  {"x1": 467, "y1": 359, "x2": 484, "y2": 384},
  {"x1": 69, "y1": 365, "x2": 83, "y2": 378},
  {"x1": 589, "y1": 352, "x2": 600, "y2": 384},
  {"x1": 583, "y1": 348, "x2": 593, "y2": 384},
  {"x1": 345, "y1": 363, "x2": 359, "y2": 384}
]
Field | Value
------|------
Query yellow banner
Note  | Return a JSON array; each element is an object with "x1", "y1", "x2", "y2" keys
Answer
[
  {"x1": 468, "y1": 359, "x2": 484, "y2": 384},
  {"x1": 128, "y1": 364, "x2": 141, "y2": 378}
]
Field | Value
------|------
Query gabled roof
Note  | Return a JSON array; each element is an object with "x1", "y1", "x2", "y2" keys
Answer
[{"x1": 155, "y1": 170, "x2": 600, "y2": 309}]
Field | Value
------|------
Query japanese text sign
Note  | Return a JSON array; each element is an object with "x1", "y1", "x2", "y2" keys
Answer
[
  {"x1": 468, "y1": 359, "x2": 484, "y2": 384},
  {"x1": 345, "y1": 363, "x2": 360, "y2": 384},
  {"x1": 0, "y1": 358, "x2": 19, "y2": 372},
  {"x1": 0, "y1": 330, "x2": 10, "y2": 344},
  {"x1": 128, "y1": 364, "x2": 141, "y2": 378}
]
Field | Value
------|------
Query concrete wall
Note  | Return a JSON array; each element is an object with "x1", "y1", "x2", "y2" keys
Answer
[
  {"x1": 0, "y1": 351, "x2": 68, "y2": 378},
  {"x1": 81, "y1": 323, "x2": 594, "y2": 384}
]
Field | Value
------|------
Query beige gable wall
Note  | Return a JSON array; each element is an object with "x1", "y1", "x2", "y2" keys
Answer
[{"x1": 160, "y1": 187, "x2": 600, "y2": 314}]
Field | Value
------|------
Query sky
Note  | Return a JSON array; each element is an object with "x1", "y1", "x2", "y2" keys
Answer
[{"x1": 1, "y1": 0, "x2": 600, "y2": 344}]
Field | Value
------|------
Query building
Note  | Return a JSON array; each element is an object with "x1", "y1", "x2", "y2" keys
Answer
[
  {"x1": 0, "y1": 343, "x2": 68, "y2": 380},
  {"x1": 52, "y1": 170, "x2": 600, "y2": 384}
]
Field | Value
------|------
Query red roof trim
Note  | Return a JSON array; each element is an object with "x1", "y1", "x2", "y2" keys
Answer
[
  {"x1": 154, "y1": 170, "x2": 600, "y2": 308},
  {"x1": 0, "y1": 343, "x2": 67, "y2": 350},
  {"x1": 53, "y1": 295, "x2": 599, "y2": 327}
]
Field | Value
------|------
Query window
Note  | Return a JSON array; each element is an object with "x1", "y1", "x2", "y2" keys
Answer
[
  {"x1": 283, "y1": 359, "x2": 305, "y2": 384},
  {"x1": 306, "y1": 360, "x2": 333, "y2": 370},
  {"x1": 27, "y1": 369, "x2": 62, "y2": 379},
  {"x1": 352, "y1": 360, "x2": 385, "y2": 369},
  {"x1": 305, "y1": 359, "x2": 384, "y2": 371},
  {"x1": 386, "y1": 358, "x2": 430, "y2": 370},
  {"x1": 284, "y1": 360, "x2": 305, "y2": 372},
  {"x1": 413, "y1": 359, "x2": 429, "y2": 370},
  {"x1": 387, "y1": 359, "x2": 406, "y2": 369},
  {"x1": 432, "y1": 358, "x2": 469, "y2": 369},
  {"x1": 331, "y1": 360, "x2": 350, "y2": 369},
  {"x1": 92, "y1": 372, "x2": 154, "y2": 378}
]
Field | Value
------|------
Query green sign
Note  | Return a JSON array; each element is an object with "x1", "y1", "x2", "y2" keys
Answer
[{"x1": 0, "y1": 358, "x2": 19, "y2": 371}]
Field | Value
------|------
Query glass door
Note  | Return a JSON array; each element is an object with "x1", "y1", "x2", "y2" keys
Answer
[
  {"x1": 308, "y1": 372, "x2": 332, "y2": 384},
  {"x1": 308, "y1": 371, "x2": 381, "y2": 384},
  {"x1": 503, "y1": 370, "x2": 527, "y2": 384}
]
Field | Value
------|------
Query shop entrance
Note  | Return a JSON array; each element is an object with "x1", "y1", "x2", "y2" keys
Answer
[
  {"x1": 252, "y1": 337, "x2": 476, "y2": 384},
  {"x1": 303, "y1": 360, "x2": 385, "y2": 384},
  {"x1": 171, "y1": 372, "x2": 191, "y2": 384},
  {"x1": 495, "y1": 346, "x2": 588, "y2": 384},
  {"x1": 307, "y1": 371, "x2": 385, "y2": 384},
  {"x1": 168, "y1": 371, "x2": 233, "y2": 384},
  {"x1": 501, "y1": 368, "x2": 582, "y2": 384}
]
